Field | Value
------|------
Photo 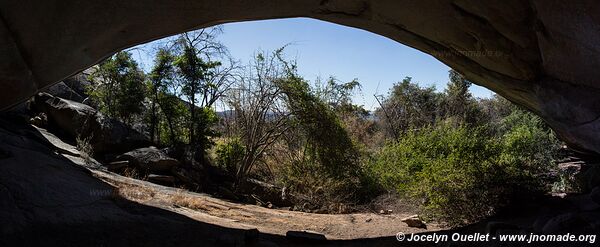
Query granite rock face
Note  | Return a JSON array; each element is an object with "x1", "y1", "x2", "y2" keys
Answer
[
  {"x1": 31, "y1": 93, "x2": 151, "y2": 155},
  {"x1": 0, "y1": 115, "x2": 266, "y2": 247},
  {"x1": 116, "y1": 147, "x2": 179, "y2": 173},
  {"x1": 0, "y1": 1, "x2": 600, "y2": 153}
]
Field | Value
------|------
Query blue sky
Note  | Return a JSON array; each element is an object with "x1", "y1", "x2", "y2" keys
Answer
[{"x1": 131, "y1": 17, "x2": 493, "y2": 110}]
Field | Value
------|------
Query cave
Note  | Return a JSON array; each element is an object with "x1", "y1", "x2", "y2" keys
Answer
[{"x1": 1, "y1": 1, "x2": 600, "y2": 246}]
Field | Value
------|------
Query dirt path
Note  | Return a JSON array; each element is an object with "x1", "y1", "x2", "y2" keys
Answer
[
  {"x1": 37, "y1": 124, "x2": 445, "y2": 240},
  {"x1": 96, "y1": 170, "x2": 445, "y2": 240}
]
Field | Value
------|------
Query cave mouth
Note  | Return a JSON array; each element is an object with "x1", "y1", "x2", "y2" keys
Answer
[
  {"x1": 2, "y1": 0, "x2": 600, "y2": 240},
  {"x1": 16, "y1": 17, "x2": 588, "y2": 240}
]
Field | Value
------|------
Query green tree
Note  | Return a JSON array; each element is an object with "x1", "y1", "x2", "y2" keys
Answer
[
  {"x1": 88, "y1": 51, "x2": 146, "y2": 124},
  {"x1": 442, "y1": 70, "x2": 481, "y2": 125},
  {"x1": 276, "y1": 59, "x2": 361, "y2": 180},
  {"x1": 375, "y1": 77, "x2": 441, "y2": 139},
  {"x1": 174, "y1": 44, "x2": 216, "y2": 146},
  {"x1": 314, "y1": 76, "x2": 361, "y2": 111},
  {"x1": 157, "y1": 92, "x2": 188, "y2": 145},
  {"x1": 148, "y1": 49, "x2": 176, "y2": 144},
  {"x1": 171, "y1": 28, "x2": 237, "y2": 154},
  {"x1": 226, "y1": 50, "x2": 291, "y2": 184}
]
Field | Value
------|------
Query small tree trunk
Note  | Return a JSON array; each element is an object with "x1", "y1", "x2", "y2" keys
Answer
[
  {"x1": 150, "y1": 101, "x2": 157, "y2": 143},
  {"x1": 166, "y1": 117, "x2": 176, "y2": 145}
]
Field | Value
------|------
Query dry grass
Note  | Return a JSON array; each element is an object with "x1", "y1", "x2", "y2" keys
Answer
[
  {"x1": 115, "y1": 183, "x2": 156, "y2": 202},
  {"x1": 170, "y1": 191, "x2": 211, "y2": 210},
  {"x1": 75, "y1": 135, "x2": 94, "y2": 165},
  {"x1": 114, "y1": 181, "x2": 216, "y2": 212}
]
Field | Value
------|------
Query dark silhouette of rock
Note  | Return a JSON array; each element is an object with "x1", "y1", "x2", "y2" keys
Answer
[
  {"x1": 43, "y1": 82, "x2": 84, "y2": 103},
  {"x1": 61, "y1": 70, "x2": 94, "y2": 98},
  {"x1": 0, "y1": 116, "x2": 283, "y2": 247},
  {"x1": 591, "y1": 186, "x2": 600, "y2": 205},
  {"x1": 147, "y1": 174, "x2": 176, "y2": 185},
  {"x1": 106, "y1": 160, "x2": 129, "y2": 171},
  {"x1": 542, "y1": 212, "x2": 591, "y2": 234},
  {"x1": 2, "y1": 1, "x2": 600, "y2": 156},
  {"x1": 116, "y1": 147, "x2": 179, "y2": 173},
  {"x1": 28, "y1": 112, "x2": 47, "y2": 127},
  {"x1": 31, "y1": 93, "x2": 151, "y2": 155},
  {"x1": 286, "y1": 230, "x2": 327, "y2": 243}
]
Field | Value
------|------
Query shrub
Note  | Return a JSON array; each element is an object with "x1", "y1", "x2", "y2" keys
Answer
[
  {"x1": 368, "y1": 124, "x2": 497, "y2": 224},
  {"x1": 215, "y1": 138, "x2": 245, "y2": 175},
  {"x1": 368, "y1": 117, "x2": 560, "y2": 226},
  {"x1": 276, "y1": 74, "x2": 361, "y2": 180},
  {"x1": 497, "y1": 109, "x2": 561, "y2": 192},
  {"x1": 76, "y1": 135, "x2": 94, "y2": 165}
]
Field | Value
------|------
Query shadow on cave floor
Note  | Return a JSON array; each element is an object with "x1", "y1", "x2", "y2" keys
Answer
[{"x1": 0, "y1": 112, "x2": 597, "y2": 247}]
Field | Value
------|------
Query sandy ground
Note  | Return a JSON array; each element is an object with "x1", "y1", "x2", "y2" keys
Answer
[
  {"x1": 96, "y1": 170, "x2": 445, "y2": 240},
  {"x1": 38, "y1": 124, "x2": 445, "y2": 240}
]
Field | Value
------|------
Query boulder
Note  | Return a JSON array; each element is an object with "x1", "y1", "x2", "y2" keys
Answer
[
  {"x1": 286, "y1": 230, "x2": 327, "y2": 242},
  {"x1": 239, "y1": 179, "x2": 294, "y2": 207},
  {"x1": 591, "y1": 186, "x2": 600, "y2": 205},
  {"x1": 43, "y1": 82, "x2": 84, "y2": 103},
  {"x1": 61, "y1": 70, "x2": 94, "y2": 98},
  {"x1": 32, "y1": 93, "x2": 151, "y2": 155},
  {"x1": 0, "y1": 115, "x2": 258, "y2": 246},
  {"x1": 106, "y1": 160, "x2": 130, "y2": 171},
  {"x1": 29, "y1": 113, "x2": 47, "y2": 128},
  {"x1": 147, "y1": 174, "x2": 176, "y2": 184},
  {"x1": 401, "y1": 215, "x2": 427, "y2": 229},
  {"x1": 116, "y1": 147, "x2": 178, "y2": 173},
  {"x1": 542, "y1": 212, "x2": 590, "y2": 234}
]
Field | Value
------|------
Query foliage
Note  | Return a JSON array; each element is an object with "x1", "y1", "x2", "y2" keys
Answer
[
  {"x1": 174, "y1": 42, "x2": 220, "y2": 146},
  {"x1": 157, "y1": 92, "x2": 189, "y2": 145},
  {"x1": 314, "y1": 76, "x2": 362, "y2": 111},
  {"x1": 76, "y1": 135, "x2": 94, "y2": 166},
  {"x1": 88, "y1": 51, "x2": 146, "y2": 123},
  {"x1": 276, "y1": 69, "x2": 361, "y2": 180},
  {"x1": 441, "y1": 70, "x2": 483, "y2": 125},
  {"x1": 498, "y1": 109, "x2": 561, "y2": 183},
  {"x1": 147, "y1": 48, "x2": 176, "y2": 143},
  {"x1": 83, "y1": 33, "x2": 567, "y2": 222},
  {"x1": 368, "y1": 110, "x2": 561, "y2": 225},
  {"x1": 194, "y1": 106, "x2": 220, "y2": 152},
  {"x1": 375, "y1": 77, "x2": 441, "y2": 139},
  {"x1": 225, "y1": 50, "x2": 290, "y2": 184},
  {"x1": 215, "y1": 138, "x2": 246, "y2": 175}
]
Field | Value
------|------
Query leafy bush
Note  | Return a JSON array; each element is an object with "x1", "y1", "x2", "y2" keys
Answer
[
  {"x1": 215, "y1": 138, "x2": 245, "y2": 175},
  {"x1": 195, "y1": 107, "x2": 220, "y2": 152},
  {"x1": 368, "y1": 114, "x2": 560, "y2": 225},
  {"x1": 276, "y1": 74, "x2": 361, "y2": 180},
  {"x1": 498, "y1": 110, "x2": 561, "y2": 187}
]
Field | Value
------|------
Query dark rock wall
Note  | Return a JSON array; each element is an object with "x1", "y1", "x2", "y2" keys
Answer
[{"x1": 0, "y1": 0, "x2": 599, "y2": 153}]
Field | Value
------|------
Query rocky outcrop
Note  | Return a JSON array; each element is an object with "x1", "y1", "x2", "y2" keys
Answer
[
  {"x1": 239, "y1": 179, "x2": 294, "y2": 208},
  {"x1": 147, "y1": 174, "x2": 176, "y2": 185},
  {"x1": 401, "y1": 215, "x2": 427, "y2": 229},
  {"x1": 43, "y1": 82, "x2": 84, "y2": 103},
  {"x1": 2, "y1": 105, "x2": 600, "y2": 246},
  {"x1": 1, "y1": 1, "x2": 600, "y2": 155},
  {"x1": 115, "y1": 147, "x2": 179, "y2": 173},
  {"x1": 31, "y1": 93, "x2": 151, "y2": 155},
  {"x1": 41, "y1": 70, "x2": 94, "y2": 103},
  {"x1": 0, "y1": 114, "x2": 273, "y2": 247}
]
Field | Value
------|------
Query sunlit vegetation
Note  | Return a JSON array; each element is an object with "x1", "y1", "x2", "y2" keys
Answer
[{"x1": 85, "y1": 27, "x2": 563, "y2": 225}]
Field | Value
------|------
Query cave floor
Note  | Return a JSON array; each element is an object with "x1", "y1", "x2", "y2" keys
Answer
[{"x1": 37, "y1": 121, "x2": 444, "y2": 240}]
